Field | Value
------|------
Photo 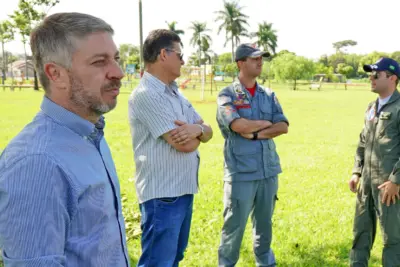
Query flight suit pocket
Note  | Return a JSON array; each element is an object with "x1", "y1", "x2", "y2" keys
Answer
[
  {"x1": 232, "y1": 145, "x2": 258, "y2": 173},
  {"x1": 378, "y1": 112, "x2": 397, "y2": 138}
]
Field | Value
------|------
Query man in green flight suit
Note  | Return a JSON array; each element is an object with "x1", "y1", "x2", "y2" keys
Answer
[{"x1": 349, "y1": 57, "x2": 400, "y2": 267}]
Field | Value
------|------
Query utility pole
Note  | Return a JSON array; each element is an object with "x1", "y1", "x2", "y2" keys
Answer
[{"x1": 139, "y1": 0, "x2": 144, "y2": 77}]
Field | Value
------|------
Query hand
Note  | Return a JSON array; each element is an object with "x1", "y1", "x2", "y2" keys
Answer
[
  {"x1": 240, "y1": 133, "x2": 253, "y2": 139},
  {"x1": 170, "y1": 120, "x2": 202, "y2": 145},
  {"x1": 263, "y1": 120, "x2": 273, "y2": 128},
  {"x1": 348, "y1": 174, "x2": 360, "y2": 193},
  {"x1": 378, "y1": 181, "x2": 400, "y2": 206}
]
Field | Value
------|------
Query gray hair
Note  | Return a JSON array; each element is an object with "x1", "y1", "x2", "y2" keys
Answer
[{"x1": 30, "y1": 12, "x2": 114, "y2": 92}]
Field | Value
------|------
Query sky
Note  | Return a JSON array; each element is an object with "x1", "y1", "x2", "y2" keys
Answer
[{"x1": 1, "y1": 0, "x2": 399, "y2": 62}]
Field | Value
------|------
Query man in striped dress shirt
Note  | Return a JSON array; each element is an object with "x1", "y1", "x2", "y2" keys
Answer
[
  {"x1": 128, "y1": 29, "x2": 213, "y2": 266},
  {"x1": 0, "y1": 13, "x2": 129, "y2": 266}
]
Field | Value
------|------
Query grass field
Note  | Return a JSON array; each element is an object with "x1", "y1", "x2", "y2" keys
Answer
[{"x1": 0, "y1": 82, "x2": 385, "y2": 267}]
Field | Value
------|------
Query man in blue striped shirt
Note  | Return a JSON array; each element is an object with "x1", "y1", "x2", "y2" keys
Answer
[
  {"x1": 128, "y1": 29, "x2": 213, "y2": 266},
  {"x1": 0, "y1": 13, "x2": 129, "y2": 267}
]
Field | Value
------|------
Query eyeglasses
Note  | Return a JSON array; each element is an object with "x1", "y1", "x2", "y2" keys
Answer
[
  {"x1": 371, "y1": 70, "x2": 394, "y2": 80},
  {"x1": 165, "y1": 48, "x2": 184, "y2": 61}
]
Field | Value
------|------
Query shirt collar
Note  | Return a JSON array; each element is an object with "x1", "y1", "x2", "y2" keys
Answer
[
  {"x1": 234, "y1": 77, "x2": 262, "y2": 91},
  {"x1": 40, "y1": 96, "x2": 105, "y2": 137},
  {"x1": 142, "y1": 71, "x2": 178, "y2": 94},
  {"x1": 379, "y1": 94, "x2": 392, "y2": 104}
]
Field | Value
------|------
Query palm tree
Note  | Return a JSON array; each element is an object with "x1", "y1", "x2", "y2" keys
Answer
[
  {"x1": 166, "y1": 21, "x2": 184, "y2": 47},
  {"x1": 0, "y1": 20, "x2": 14, "y2": 84},
  {"x1": 200, "y1": 37, "x2": 214, "y2": 64},
  {"x1": 215, "y1": 0, "x2": 249, "y2": 62},
  {"x1": 166, "y1": 21, "x2": 185, "y2": 36},
  {"x1": 189, "y1": 21, "x2": 211, "y2": 67},
  {"x1": 251, "y1": 21, "x2": 278, "y2": 55}
]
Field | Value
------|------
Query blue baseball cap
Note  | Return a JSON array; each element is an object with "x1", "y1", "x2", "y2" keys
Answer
[
  {"x1": 235, "y1": 43, "x2": 271, "y2": 62},
  {"x1": 363, "y1": 57, "x2": 400, "y2": 78}
]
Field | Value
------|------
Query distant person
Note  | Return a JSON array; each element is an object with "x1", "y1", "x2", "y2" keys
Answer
[
  {"x1": 216, "y1": 43, "x2": 289, "y2": 267},
  {"x1": 128, "y1": 29, "x2": 213, "y2": 266},
  {"x1": 349, "y1": 57, "x2": 400, "y2": 267},
  {"x1": 0, "y1": 12, "x2": 129, "y2": 266}
]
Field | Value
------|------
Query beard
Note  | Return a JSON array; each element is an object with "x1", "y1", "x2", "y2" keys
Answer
[{"x1": 68, "y1": 73, "x2": 120, "y2": 116}]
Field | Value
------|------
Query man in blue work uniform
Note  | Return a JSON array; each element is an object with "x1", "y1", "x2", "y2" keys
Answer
[{"x1": 216, "y1": 43, "x2": 289, "y2": 267}]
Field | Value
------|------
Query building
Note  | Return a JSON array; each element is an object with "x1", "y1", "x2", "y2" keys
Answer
[{"x1": 7, "y1": 60, "x2": 35, "y2": 80}]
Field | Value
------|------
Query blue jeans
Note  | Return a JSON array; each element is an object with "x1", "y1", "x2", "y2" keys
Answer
[{"x1": 137, "y1": 194, "x2": 194, "y2": 267}]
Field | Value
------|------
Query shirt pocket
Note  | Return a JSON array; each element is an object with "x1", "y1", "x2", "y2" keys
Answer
[
  {"x1": 236, "y1": 106, "x2": 252, "y2": 119},
  {"x1": 181, "y1": 98, "x2": 196, "y2": 123},
  {"x1": 232, "y1": 139, "x2": 258, "y2": 173},
  {"x1": 259, "y1": 96, "x2": 273, "y2": 121},
  {"x1": 266, "y1": 139, "x2": 280, "y2": 167}
]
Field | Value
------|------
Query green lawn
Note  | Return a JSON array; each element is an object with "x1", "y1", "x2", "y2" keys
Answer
[{"x1": 0, "y1": 83, "x2": 384, "y2": 267}]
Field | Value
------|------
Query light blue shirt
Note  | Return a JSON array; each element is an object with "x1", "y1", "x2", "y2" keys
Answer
[
  {"x1": 0, "y1": 97, "x2": 129, "y2": 267},
  {"x1": 128, "y1": 72, "x2": 201, "y2": 203},
  {"x1": 216, "y1": 81, "x2": 289, "y2": 181}
]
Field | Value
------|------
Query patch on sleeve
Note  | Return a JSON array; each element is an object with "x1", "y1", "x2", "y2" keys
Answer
[
  {"x1": 367, "y1": 105, "x2": 376, "y2": 121},
  {"x1": 218, "y1": 95, "x2": 232, "y2": 106},
  {"x1": 224, "y1": 105, "x2": 236, "y2": 115}
]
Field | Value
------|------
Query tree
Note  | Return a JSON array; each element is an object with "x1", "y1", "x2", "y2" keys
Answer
[
  {"x1": 189, "y1": 21, "x2": 211, "y2": 67},
  {"x1": 315, "y1": 63, "x2": 334, "y2": 81},
  {"x1": 327, "y1": 53, "x2": 346, "y2": 72},
  {"x1": 260, "y1": 60, "x2": 273, "y2": 86},
  {"x1": 119, "y1": 44, "x2": 139, "y2": 69},
  {"x1": 0, "y1": 20, "x2": 14, "y2": 84},
  {"x1": 119, "y1": 44, "x2": 139, "y2": 80},
  {"x1": 215, "y1": 0, "x2": 249, "y2": 62},
  {"x1": 358, "y1": 51, "x2": 389, "y2": 75},
  {"x1": 251, "y1": 21, "x2": 278, "y2": 55},
  {"x1": 217, "y1": 52, "x2": 232, "y2": 66},
  {"x1": 271, "y1": 53, "x2": 315, "y2": 90},
  {"x1": 10, "y1": 0, "x2": 60, "y2": 90},
  {"x1": 165, "y1": 21, "x2": 184, "y2": 36},
  {"x1": 336, "y1": 63, "x2": 353, "y2": 89},
  {"x1": 342, "y1": 53, "x2": 362, "y2": 78},
  {"x1": 318, "y1": 54, "x2": 329, "y2": 66},
  {"x1": 275, "y1": 50, "x2": 295, "y2": 57},
  {"x1": 200, "y1": 37, "x2": 214, "y2": 64},
  {"x1": 166, "y1": 21, "x2": 184, "y2": 47},
  {"x1": 223, "y1": 62, "x2": 238, "y2": 77},
  {"x1": 391, "y1": 51, "x2": 400, "y2": 63},
  {"x1": 187, "y1": 52, "x2": 199, "y2": 66},
  {"x1": 332, "y1": 40, "x2": 357, "y2": 53}
]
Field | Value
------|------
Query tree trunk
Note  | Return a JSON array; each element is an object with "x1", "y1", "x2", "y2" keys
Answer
[
  {"x1": 198, "y1": 45, "x2": 201, "y2": 67},
  {"x1": 231, "y1": 36, "x2": 234, "y2": 63},
  {"x1": 34, "y1": 69, "x2": 39, "y2": 90},
  {"x1": 23, "y1": 40, "x2": 28, "y2": 81},
  {"x1": 294, "y1": 79, "x2": 297, "y2": 90},
  {"x1": 1, "y1": 40, "x2": 5, "y2": 85}
]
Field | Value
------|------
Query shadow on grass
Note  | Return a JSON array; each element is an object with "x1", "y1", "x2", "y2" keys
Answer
[{"x1": 239, "y1": 242, "x2": 381, "y2": 267}]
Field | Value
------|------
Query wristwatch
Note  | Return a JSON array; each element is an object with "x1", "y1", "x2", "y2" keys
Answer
[
  {"x1": 252, "y1": 132, "x2": 258, "y2": 140},
  {"x1": 197, "y1": 124, "x2": 205, "y2": 137}
]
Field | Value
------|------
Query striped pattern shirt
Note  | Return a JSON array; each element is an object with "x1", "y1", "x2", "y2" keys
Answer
[
  {"x1": 0, "y1": 96, "x2": 129, "y2": 267},
  {"x1": 128, "y1": 72, "x2": 202, "y2": 204}
]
